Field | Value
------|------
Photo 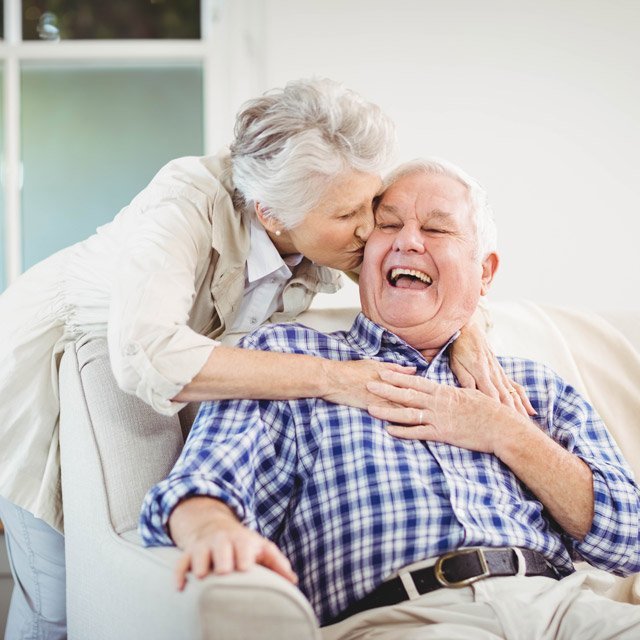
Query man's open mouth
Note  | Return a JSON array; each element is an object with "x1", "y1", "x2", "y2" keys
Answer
[{"x1": 386, "y1": 267, "x2": 433, "y2": 290}]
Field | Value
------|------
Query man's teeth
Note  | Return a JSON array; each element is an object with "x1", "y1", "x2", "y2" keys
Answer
[{"x1": 389, "y1": 268, "x2": 433, "y2": 285}]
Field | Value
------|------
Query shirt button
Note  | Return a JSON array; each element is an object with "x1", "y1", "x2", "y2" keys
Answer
[
  {"x1": 269, "y1": 277, "x2": 276, "y2": 284},
  {"x1": 125, "y1": 343, "x2": 139, "y2": 356},
  {"x1": 250, "y1": 317, "x2": 258, "y2": 325}
]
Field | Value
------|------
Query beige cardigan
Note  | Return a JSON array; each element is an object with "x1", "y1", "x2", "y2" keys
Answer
[{"x1": 0, "y1": 150, "x2": 340, "y2": 531}]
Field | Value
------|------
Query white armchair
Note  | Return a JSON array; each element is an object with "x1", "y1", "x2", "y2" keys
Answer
[
  {"x1": 59, "y1": 336, "x2": 320, "y2": 640},
  {"x1": 58, "y1": 301, "x2": 640, "y2": 639}
]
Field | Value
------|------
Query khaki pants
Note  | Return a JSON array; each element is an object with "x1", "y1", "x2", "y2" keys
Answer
[{"x1": 322, "y1": 568, "x2": 640, "y2": 639}]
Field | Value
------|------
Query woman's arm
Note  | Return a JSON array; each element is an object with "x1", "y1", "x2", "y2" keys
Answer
[
  {"x1": 173, "y1": 344, "x2": 415, "y2": 410},
  {"x1": 107, "y1": 195, "x2": 219, "y2": 415}
]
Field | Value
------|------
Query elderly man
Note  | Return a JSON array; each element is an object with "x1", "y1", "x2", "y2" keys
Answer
[{"x1": 140, "y1": 160, "x2": 640, "y2": 639}]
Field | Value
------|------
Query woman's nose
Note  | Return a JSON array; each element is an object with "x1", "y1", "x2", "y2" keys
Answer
[{"x1": 355, "y1": 211, "x2": 374, "y2": 242}]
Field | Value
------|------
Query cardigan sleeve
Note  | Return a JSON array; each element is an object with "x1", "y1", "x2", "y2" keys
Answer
[{"x1": 107, "y1": 187, "x2": 222, "y2": 415}]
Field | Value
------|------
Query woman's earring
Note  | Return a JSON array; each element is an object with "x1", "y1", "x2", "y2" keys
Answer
[{"x1": 275, "y1": 230, "x2": 282, "y2": 237}]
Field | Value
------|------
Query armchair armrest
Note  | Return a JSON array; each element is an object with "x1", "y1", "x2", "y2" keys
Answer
[{"x1": 92, "y1": 529, "x2": 319, "y2": 639}]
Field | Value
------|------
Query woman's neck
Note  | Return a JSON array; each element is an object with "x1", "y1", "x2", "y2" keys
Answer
[{"x1": 267, "y1": 229, "x2": 297, "y2": 257}]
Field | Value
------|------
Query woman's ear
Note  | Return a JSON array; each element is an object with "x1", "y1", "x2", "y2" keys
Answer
[
  {"x1": 254, "y1": 202, "x2": 282, "y2": 235},
  {"x1": 480, "y1": 252, "x2": 499, "y2": 296}
]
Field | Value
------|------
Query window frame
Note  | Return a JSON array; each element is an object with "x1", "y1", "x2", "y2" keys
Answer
[{"x1": 0, "y1": 0, "x2": 265, "y2": 283}]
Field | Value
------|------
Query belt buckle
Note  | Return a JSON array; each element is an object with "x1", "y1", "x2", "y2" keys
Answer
[{"x1": 434, "y1": 548, "x2": 490, "y2": 588}]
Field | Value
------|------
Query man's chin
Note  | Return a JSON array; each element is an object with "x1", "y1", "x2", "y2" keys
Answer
[
  {"x1": 378, "y1": 294, "x2": 437, "y2": 324},
  {"x1": 361, "y1": 289, "x2": 440, "y2": 333},
  {"x1": 371, "y1": 309, "x2": 437, "y2": 335}
]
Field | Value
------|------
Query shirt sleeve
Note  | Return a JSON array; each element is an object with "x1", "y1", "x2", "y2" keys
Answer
[
  {"x1": 107, "y1": 191, "x2": 219, "y2": 415},
  {"x1": 549, "y1": 379, "x2": 640, "y2": 574},
  {"x1": 139, "y1": 377, "x2": 296, "y2": 546}
]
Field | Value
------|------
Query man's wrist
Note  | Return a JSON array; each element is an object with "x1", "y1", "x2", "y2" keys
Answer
[
  {"x1": 492, "y1": 413, "x2": 537, "y2": 462},
  {"x1": 168, "y1": 496, "x2": 237, "y2": 547}
]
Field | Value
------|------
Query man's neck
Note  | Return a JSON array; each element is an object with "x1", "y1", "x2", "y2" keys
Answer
[{"x1": 417, "y1": 347, "x2": 440, "y2": 362}]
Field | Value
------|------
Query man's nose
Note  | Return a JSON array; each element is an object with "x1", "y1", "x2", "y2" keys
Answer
[
  {"x1": 393, "y1": 222, "x2": 424, "y2": 252},
  {"x1": 355, "y1": 211, "x2": 374, "y2": 242}
]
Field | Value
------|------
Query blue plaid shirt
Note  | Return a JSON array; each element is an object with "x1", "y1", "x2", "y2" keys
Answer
[{"x1": 140, "y1": 313, "x2": 640, "y2": 625}]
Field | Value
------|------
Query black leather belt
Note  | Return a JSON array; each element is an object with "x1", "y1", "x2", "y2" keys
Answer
[{"x1": 330, "y1": 547, "x2": 560, "y2": 625}]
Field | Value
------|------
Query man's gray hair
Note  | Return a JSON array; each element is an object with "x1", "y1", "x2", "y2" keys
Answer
[
  {"x1": 230, "y1": 78, "x2": 396, "y2": 229},
  {"x1": 383, "y1": 158, "x2": 498, "y2": 259}
]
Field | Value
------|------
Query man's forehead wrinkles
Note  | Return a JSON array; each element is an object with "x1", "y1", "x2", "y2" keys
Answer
[
  {"x1": 378, "y1": 192, "x2": 422, "y2": 215},
  {"x1": 377, "y1": 202, "x2": 401, "y2": 215}
]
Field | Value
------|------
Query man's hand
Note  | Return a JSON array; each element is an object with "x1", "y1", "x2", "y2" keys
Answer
[
  {"x1": 367, "y1": 369, "x2": 595, "y2": 540},
  {"x1": 168, "y1": 497, "x2": 298, "y2": 591},
  {"x1": 366, "y1": 369, "x2": 527, "y2": 454}
]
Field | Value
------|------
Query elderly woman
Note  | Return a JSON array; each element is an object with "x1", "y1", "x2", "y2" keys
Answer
[{"x1": 0, "y1": 78, "x2": 523, "y2": 639}]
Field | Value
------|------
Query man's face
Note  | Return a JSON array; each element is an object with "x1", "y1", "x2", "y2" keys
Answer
[{"x1": 359, "y1": 171, "x2": 497, "y2": 353}]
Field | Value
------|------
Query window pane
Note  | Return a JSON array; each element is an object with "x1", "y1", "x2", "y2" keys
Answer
[
  {"x1": 21, "y1": 65, "x2": 204, "y2": 269},
  {"x1": 0, "y1": 66, "x2": 4, "y2": 290},
  {"x1": 23, "y1": 1, "x2": 200, "y2": 40}
]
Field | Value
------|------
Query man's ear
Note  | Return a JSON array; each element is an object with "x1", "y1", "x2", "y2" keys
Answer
[
  {"x1": 480, "y1": 252, "x2": 499, "y2": 296},
  {"x1": 254, "y1": 202, "x2": 282, "y2": 235}
]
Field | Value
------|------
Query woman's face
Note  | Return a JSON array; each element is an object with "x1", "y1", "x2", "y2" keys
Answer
[{"x1": 281, "y1": 170, "x2": 383, "y2": 271}]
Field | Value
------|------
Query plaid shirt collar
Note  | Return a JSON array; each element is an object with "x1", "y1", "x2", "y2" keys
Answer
[{"x1": 346, "y1": 311, "x2": 460, "y2": 369}]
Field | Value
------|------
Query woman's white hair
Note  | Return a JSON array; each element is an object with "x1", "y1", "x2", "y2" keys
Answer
[
  {"x1": 230, "y1": 78, "x2": 396, "y2": 228},
  {"x1": 383, "y1": 158, "x2": 498, "y2": 259}
]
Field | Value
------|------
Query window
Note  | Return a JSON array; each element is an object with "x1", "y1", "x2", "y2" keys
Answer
[
  {"x1": 0, "y1": 0, "x2": 265, "y2": 289},
  {"x1": 22, "y1": 1, "x2": 201, "y2": 41}
]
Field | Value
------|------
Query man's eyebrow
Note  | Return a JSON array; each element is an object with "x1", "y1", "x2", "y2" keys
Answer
[
  {"x1": 376, "y1": 203, "x2": 399, "y2": 215},
  {"x1": 427, "y1": 209, "x2": 455, "y2": 220},
  {"x1": 376, "y1": 205, "x2": 455, "y2": 220}
]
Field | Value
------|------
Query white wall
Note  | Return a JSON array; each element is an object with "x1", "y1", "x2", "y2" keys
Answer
[{"x1": 260, "y1": 0, "x2": 640, "y2": 314}]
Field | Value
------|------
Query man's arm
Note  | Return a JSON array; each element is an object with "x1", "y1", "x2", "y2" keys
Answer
[
  {"x1": 492, "y1": 416, "x2": 593, "y2": 539},
  {"x1": 139, "y1": 390, "x2": 299, "y2": 586},
  {"x1": 367, "y1": 368, "x2": 640, "y2": 572},
  {"x1": 168, "y1": 496, "x2": 297, "y2": 590},
  {"x1": 367, "y1": 371, "x2": 593, "y2": 537}
]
